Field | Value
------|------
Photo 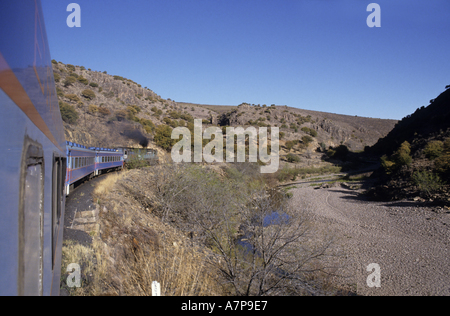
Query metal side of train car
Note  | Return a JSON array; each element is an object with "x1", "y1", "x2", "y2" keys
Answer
[{"x1": 0, "y1": 0, "x2": 66, "y2": 296}]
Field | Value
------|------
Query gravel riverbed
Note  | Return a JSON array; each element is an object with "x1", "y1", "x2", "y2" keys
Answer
[{"x1": 290, "y1": 184, "x2": 450, "y2": 296}]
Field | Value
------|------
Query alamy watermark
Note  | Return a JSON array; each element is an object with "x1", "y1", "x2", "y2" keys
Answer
[
  {"x1": 170, "y1": 119, "x2": 280, "y2": 174},
  {"x1": 66, "y1": 263, "x2": 81, "y2": 288},
  {"x1": 366, "y1": 263, "x2": 381, "y2": 288},
  {"x1": 367, "y1": 3, "x2": 381, "y2": 28},
  {"x1": 66, "y1": 3, "x2": 81, "y2": 27}
]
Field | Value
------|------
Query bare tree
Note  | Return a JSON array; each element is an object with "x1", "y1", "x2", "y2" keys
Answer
[
  {"x1": 146, "y1": 163, "x2": 339, "y2": 295},
  {"x1": 199, "y1": 189, "x2": 337, "y2": 296}
]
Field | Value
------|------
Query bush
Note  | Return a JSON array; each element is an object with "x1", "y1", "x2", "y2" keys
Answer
[
  {"x1": 65, "y1": 94, "x2": 80, "y2": 102},
  {"x1": 285, "y1": 140, "x2": 294, "y2": 152},
  {"x1": 154, "y1": 125, "x2": 175, "y2": 151},
  {"x1": 301, "y1": 135, "x2": 313, "y2": 145},
  {"x1": 77, "y1": 76, "x2": 89, "y2": 85},
  {"x1": 88, "y1": 104, "x2": 99, "y2": 113},
  {"x1": 63, "y1": 76, "x2": 76, "y2": 87},
  {"x1": 380, "y1": 141, "x2": 412, "y2": 174},
  {"x1": 59, "y1": 101, "x2": 78, "y2": 124},
  {"x1": 169, "y1": 111, "x2": 180, "y2": 119},
  {"x1": 424, "y1": 140, "x2": 444, "y2": 160},
  {"x1": 81, "y1": 89, "x2": 96, "y2": 100},
  {"x1": 66, "y1": 64, "x2": 75, "y2": 71},
  {"x1": 392, "y1": 141, "x2": 412, "y2": 166},
  {"x1": 98, "y1": 106, "x2": 111, "y2": 116},
  {"x1": 381, "y1": 155, "x2": 396, "y2": 174},
  {"x1": 140, "y1": 119, "x2": 155, "y2": 134},
  {"x1": 286, "y1": 153, "x2": 301, "y2": 163},
  {"x1": 114, "y1": 110, "x2": 128, "y2": 121},
  {"x1": 412, "y1": 170, "x2": 445, "y2": 197},
  {"x1": 89, "y1": 82, "x2": 99, "y2": 88},
  {"x1": 301, "y1": 127, "x2": 317, "y2": 137}
]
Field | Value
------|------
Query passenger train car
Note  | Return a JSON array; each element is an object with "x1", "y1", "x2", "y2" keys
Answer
[
  {"x1": 66, "y1": 142, "x2": 124, "y2": 195},
  {"x1": 0, "y1": 0, "x2": 67, "y2": 295},
  {"x1": 0, "y1": 1, "x2": 155, "y2": 295}
]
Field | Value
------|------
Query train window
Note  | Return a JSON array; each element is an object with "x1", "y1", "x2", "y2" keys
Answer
[
  {"x1": 52, "y1": 157, "x2": 63, "y2": 269},
  {"x1": 19, "y1": 143, "x2": 44, "y2": 296}
]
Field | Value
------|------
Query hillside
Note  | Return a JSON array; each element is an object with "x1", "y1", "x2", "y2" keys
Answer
[
  {"x1": 367, "y1": 86, "x2": 450, "y2": 203},
  {"x1": 53, "y1": 61, "x2": 396, "y2": 157}
]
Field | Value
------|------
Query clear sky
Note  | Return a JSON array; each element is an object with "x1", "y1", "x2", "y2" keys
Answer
[{"x1": 41, "y1": 0, "x2": 450, "y2": 120}]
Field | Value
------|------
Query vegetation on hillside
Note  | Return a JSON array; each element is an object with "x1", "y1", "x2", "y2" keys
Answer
[{"x1": 63, "y1": 163, "x2": 341, "y2": 296}]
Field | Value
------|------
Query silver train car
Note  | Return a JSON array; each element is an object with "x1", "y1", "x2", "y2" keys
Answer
[{"x1": 0, "y1": 0, "x2": 66, "y2": 295}]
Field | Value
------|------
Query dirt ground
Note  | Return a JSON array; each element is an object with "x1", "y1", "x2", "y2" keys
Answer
[{"x1": 290, "y1": 184, "x2": 450, "y2": 296}]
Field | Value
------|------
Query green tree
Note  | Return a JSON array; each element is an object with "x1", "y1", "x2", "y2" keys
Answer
[
  {"x1": 59, "y1": 101, "x2": 78, "y2": 124},
  {"x1": 154, "y1": 125, "x2": 175, "y2": 151}
]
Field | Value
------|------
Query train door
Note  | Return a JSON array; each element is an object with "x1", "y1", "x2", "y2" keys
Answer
[{"x1": 19, "y1": 142, "x2": 45, "y2": 296}]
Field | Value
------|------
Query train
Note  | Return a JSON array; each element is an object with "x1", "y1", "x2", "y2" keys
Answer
[
  {"x1": 0, "y1": 1, "x2": 156, "y2": 295},
  {"x1": 65, "y1": 142, "x2": 124, "y2": 195}
]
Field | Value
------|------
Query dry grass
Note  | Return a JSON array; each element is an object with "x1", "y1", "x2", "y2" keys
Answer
[
  {"x1": 60, "y1": 238, "x2": 110, "y2": 296},
  {"x1": 112, "y1": 242, "x2": 220, "y2": 296},
  {"x1": 93, "y1": 171, "x2": 128, "y2": 198},
  {"x1": 65, "y1": 168, "x2": 223, "y2": 296}
]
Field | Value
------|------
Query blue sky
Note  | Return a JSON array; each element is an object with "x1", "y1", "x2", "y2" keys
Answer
[{"x1": 41, "y1": 0, "x2": 450, "y2": 120}]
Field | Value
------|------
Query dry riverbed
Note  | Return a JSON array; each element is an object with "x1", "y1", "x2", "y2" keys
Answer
[{"x1": 290, "y1": 183, "x2": 450, "y2": 295}]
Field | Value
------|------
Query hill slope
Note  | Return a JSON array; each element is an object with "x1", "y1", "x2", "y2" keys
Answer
[
  {"x1": 53, "y1": 61, "x2": 396, "y2": 154},
  {"x1": 368, "y1": 86, "x2": 450, "y2": 203}
]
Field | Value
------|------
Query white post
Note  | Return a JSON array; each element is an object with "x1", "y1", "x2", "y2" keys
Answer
[{"x1": 152, "y1": 281, "x2": 161, "y2": 296}]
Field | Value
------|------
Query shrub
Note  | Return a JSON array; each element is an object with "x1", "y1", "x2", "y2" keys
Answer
[
  {"x1": 98, "y1": 106, "x2": 111, "y2": 116},
  {"x1": 392, "y1": 141, "x2": 412, "y2": 166},
  {"x1": 301, "y1": 135, "x2": 313, "y2": 145},
  {"x1": 381, "y1": 141, "x2": 412, "y2": 174},
  {"x1": 77, "y1": 76, "x2": 89, "y2": 85},
  {"x1": 81, "y1": 89, "x2": 96, "y2": 100},
  {"x1": 412, "y1": 170, "x2": 445, "y2": 197},
  {"x1": 65, "y1": 94, "x2": 80, "y2": 102},
  {"x1": 286, "y1": 153, "x2": 301, "y2": 163},
  {"x1": 285, "y1": 140, "x2": 294, "y2": 152},
  {"x1": 63, "y1": 76, "x2": 76, "y2": 87},
  {"x1": 424, "y1": 140, "x2": 444, "y2": 160},
  {"x1": 89, "y1": 82, "x2": 99, "y2": 88},
  {"x1": 169, "y1": 111, "x2": 180, "y2": 119},
  {"x1": 301, "y1": 127, "x2": 317, "y2": 137},
  {"x1": 66, "y1": 64, "x2": 75, "y2": 71},
  {"x1": 56, "y1": 87, "x2": 64, "y2": 97},
  {"x1": 53, "y1": 72, "x2": 60, "y2": 82},
  {"x1": 154, "y1": 125, "x2": 175, "y2": 151},
  {"x1": 114, "y1": 110, "x2": 128, "y2": 121},
  {"x1": 88, "y1": 104, "x2": 99, "y2": 113},
  {"x1": 140, "y1": 119, "x2": 155, "y2": 134},
  {"x1": 59, "y1": 101, "x2": 78, "y2": 124}
]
